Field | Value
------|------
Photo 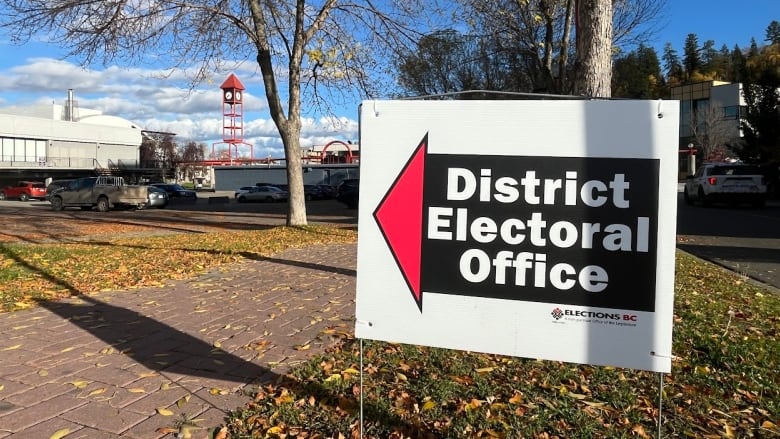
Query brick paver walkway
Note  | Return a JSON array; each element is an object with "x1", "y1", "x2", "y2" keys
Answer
[{"x1": 0, "y1": 243, "x2": 357, "y2": 438}]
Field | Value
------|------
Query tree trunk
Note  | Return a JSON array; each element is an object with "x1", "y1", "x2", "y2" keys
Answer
[
  {"x1": 574, "y1": 0, "x2": 613, "y2": 97},
  {"x1": 281, "y1": 118, "x2": 308, "y2": 226},
  {"x1": 558, "y1": 0, "x2": 575, "y2": 93}
]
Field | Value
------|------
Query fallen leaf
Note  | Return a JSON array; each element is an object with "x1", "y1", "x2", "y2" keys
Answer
[
  {"x1": 422, "y1": 400, "x2": 437, "y2": 411},
  {"x1": 88, "y1": 388, "x2": 106, "y2": 396},
  {"x1": 127, "y1": 388, "x2": 145, "y2": 393},
  {"x1": 177, "y1": 394, "x2": 191, "y2": 407},
  {"x1": 213, "y1": 426, "x2": 229, "y2": 439},
  {"x1": 67, "y1": 380, "x2": 89, "y2": 389},
  {"x1": 631, "y1": 424, "x2": 651, "y2": 439},
  {"x1": 49, "y1": 428, "x2": 70, "y2": 439},
  {"x1": 156, "y1": 407, "x2": 174, "y2": 416}
]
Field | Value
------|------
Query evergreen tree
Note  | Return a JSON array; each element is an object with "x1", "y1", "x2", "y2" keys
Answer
[
  {"x1": 662, "y1": 42, "x2": 683, "y2": 84},
  {"x1": 683, "y1": 33, "x2": 702, "y2": 78},
  {"x1": 737, "y1": 44, "x2": 780, "y2": 164},
  {"x1": 749, "y1": 38, "x2": 760, "y2": 57},
  {"x1": 731, "y1": 45, "x2": 746, "y2": 82},
  {"x1": 766, "y1": 20, "x2": 780, "y2": 44},
  {"x1": 612, "y1": 44, "x2": 664, "y2": 98},
  {"x1": 701, "y1": 39, "x2": 717, "y2": 73}
]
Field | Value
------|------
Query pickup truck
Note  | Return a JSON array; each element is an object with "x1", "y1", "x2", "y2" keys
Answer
[
  {"x1": 49, "y1": 176, "x2": 148, "y2": 212},
  {"x1": 0, "y1": 181, "x2": 47, "y2": 201}
]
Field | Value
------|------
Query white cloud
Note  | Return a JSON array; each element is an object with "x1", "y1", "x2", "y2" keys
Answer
[{"x1": 0, "y1": 57, "x2": 358, "y2": 157}]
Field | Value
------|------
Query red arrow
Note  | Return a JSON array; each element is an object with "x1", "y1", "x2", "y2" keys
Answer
[{"x1": 373, "y1": 135, "x2": 427, "y2": 311}]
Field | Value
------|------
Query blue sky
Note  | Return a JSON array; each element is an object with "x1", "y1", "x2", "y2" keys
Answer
[
  {"x1": 0, "y1": 1, "x2": 777, "y2": 158},
  {"x1": 659, "y1": 0, "x2": 778, "y2": 51}
]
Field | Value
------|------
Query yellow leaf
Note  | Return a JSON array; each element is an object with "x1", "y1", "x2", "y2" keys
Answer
[
  {"x1": 0, "y1": 384, "x2": 4, "y2": 391},
  {"x1": 67, "y1": 380, "x2": 89, "y2": 389},
  {"x1": 396, "y1": 372, "x2": 408, "y2": 382},
  {"x1": 212, "y1": 341, "x2": 222, "y2": 348},
  {"x1": 324, "y1": 374, "x2": 342, "y2": 383},
  {"x1": 127, "y1": 388, "x2": 145, "y2": 393},
  {"x1": 137, "y1": 372, "x2": 158, "y2": 379},
  {"x1": 88, "y1": 388, "x2": 106, "y2": 396},
  {"x1": 762, "y1": 420, "x2": 776, "y2": 429},
  {"x1": 49, "y1": 428, "x2": 70, "y2": 439},
  {"x1": 422, "y1": 400, "x2": 437, "y2": 411},
  {"x1": 343, "y1": 368, "x2": 360, "y2": 375},
  {"x1": 466, "y1": 398, "x2": 482, "y2": 411},
  {"x1": 209, "y1": 388, "x2": 227, "y2": 395},
  {"x1": 267, "y1": 425, "x2": 285, "y2": 435},
  {"x1": 156, "y1": 407, "x2": 174, "y2": 416},
  {"x1": 294, "y1": 344, "x2": 311, "y2": 351},
  {"x1": 177, "y1": 395, "x2": 191, "y2": 407},
  {"x1": 475, "y1": 367, "x2": 495, "y2": 373},
  {"x1": 509, "y1": 392, "x2": 523, "y2": 404},
  {"x1": 38, "y1": 369, "x2": 49, "y2": 377},
  {"x1": 2, "y1": 344, "x2": 22, "y2": 351}
]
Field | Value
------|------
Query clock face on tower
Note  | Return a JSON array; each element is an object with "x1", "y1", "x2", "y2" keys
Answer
[
  {"x1": 235, "y1": 91, "x2": 242, "y2": 101},
  {"x1": 224, "y1": 90, "x2": 233, "y2": 101}
]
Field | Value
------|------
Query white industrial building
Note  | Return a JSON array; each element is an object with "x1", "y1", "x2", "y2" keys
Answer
[{"x1": 0, "y1": 90, "x2": 144, "y2": 184}]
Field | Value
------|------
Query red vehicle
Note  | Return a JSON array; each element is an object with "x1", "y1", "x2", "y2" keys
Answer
[{"x1": 0, "y1": 181, "x2": 47, "y2": 201}]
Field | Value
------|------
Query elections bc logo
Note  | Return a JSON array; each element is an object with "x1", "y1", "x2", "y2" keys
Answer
[{"x1": 550, "y1": 307, "x2": 639, "y2": 323}]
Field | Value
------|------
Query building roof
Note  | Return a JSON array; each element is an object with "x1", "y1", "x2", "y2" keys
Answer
[{"x1": 220, "y1": 73, "x2": 245, "y2": 91}]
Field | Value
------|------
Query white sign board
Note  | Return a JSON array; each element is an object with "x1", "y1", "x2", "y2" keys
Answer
[{"x1": 355, "y1": 100, "x2": 679, "y2": 372}]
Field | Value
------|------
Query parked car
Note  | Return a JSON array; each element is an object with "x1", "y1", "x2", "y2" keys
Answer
[
  {"x1": 234, "y1": 186, "x2": 257, "y2": 198},
  {"x1": 684, "y1": 163, "x2": 768, "y2": 207},
  {"x1": 303, "y1": 184, "x2": 329, "y2": 200},
  {"x1": 0, "y1": 181, "x2": 47, "y2": 201},
  {"x1": 237, "y1": 185, "x2": 289, "y2": 203},
  {"x1": 315, "y1": 184, "x2": 336, "y2": 199},
  {"x1": 150, "y1": 183, "x2": 197, "y2": 199},
  {"x1": 146, "y1": 185, "x2": 169, "y2": 208},
  {"x1": 45, "y1": 180, "x2": 73, "y2": 201},
  {"x1": 336, "y1": 178, "x2": 359, "y2": 209}
]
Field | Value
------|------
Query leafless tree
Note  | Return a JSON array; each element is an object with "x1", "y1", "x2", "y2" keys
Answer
[
  {"x1": 178, "y1": 141, "x2": 206, "y2": 182},
  {"x1": 454, "y1": 0, "x2": 662, "y2": 94},
  {"x1": 688, "y1": 104, "x2": 737, "y2": 160},
  {"x1": 0, "y1": 0, "x2": 432, "y2": 225}
]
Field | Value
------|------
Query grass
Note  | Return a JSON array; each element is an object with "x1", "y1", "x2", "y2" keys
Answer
[
  {"x1": 224, "y1": 251, "x2": 779, "y2": 439},
  {"x1": 0, "y1": 225, "x2": 356, "y2": 312},
  {"x1": 0, "y1": 227, "x2": 777, "y2": 438}
]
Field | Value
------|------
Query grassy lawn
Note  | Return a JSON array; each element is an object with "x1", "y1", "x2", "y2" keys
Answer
[
  {"x1": 0, "y1": 227, "x2": 777, "y2": 438},
  {"x1": 224, "y1": 250, "x2": 779, "y2": 438},
  {"x1": 0, "y1": 225, "x2": 357, "y2": 312}
]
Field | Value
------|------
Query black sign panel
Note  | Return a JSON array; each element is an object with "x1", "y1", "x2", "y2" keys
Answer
[{"x1": 420, "y1": 154, "x2": 660, "y2": 312}]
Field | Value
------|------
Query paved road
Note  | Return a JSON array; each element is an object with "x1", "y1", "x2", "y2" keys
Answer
[{"x1": 676, "y1": 188, "x2": 780, "y2": 291}]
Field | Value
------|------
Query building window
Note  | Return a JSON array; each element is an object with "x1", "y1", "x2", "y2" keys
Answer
[{"x1": 723, "y1": 106, "x2": 739, "y2": 120}]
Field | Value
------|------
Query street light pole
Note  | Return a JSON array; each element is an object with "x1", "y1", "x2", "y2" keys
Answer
[{"x1": 688, "y1": 143, "x2": 696, "y2": 175}]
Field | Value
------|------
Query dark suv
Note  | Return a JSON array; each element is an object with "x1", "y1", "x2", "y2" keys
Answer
[{"x1": 336, "y1": 179, "x2": 359, "y2": 209}]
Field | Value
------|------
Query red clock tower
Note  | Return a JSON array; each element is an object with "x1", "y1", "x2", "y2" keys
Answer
[{"x1": 212, "y1": 73, "x2": 253, "y2": 163}]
